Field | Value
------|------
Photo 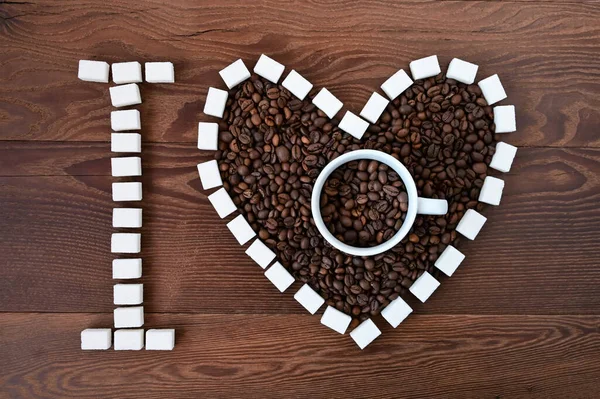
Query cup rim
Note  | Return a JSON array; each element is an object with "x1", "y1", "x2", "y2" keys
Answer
[{"x1": 310, "y1": 149, "x2": 418, "y2": 257}]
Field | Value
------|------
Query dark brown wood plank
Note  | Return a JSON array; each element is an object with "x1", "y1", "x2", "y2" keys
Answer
[
  {"x1": 1, "y1": 313, "x2": 599, "y2": 399},
  {"x1": 1, "y1": 146, "x2": 599, "y2": 314},
  {"x1": 1, "y1": 1, "x2": 599, "y2": 145}
]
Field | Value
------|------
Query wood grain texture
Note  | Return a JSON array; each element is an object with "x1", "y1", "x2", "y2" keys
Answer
[
  {"x1": 2, "y1": 313, "x2": 600, "y2": 399},
  {"x1": 1, "y1": 0, "x2": 600, "y2": 398}
]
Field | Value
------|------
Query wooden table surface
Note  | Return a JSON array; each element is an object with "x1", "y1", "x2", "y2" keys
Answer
[{"x1": 1, "y1": 1, "x2": 600, "y2": 398}]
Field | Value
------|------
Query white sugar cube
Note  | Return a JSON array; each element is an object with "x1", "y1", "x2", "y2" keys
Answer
[
  {"x1": 381, "y1": 69, "x2": 413, "y2": 100},
  {"x1": 456, "y1": 209, "x2": 487, "y2": 240},
  {"x1": 350, "y1": 319, "x2": 381, "y2": 350},
  {"x1": 409, "y1": 55, "x2": 441, "y2": 80},
  {"x1": 114, "y1": 306, "x2": 144, "y2": 328},
  {"x1": 479, "y1": 176, "x2": 505, "y2": 206},
  {"x1": 78, "y1": 60, "x2": 109, "y2": 83},
  {"x1": 360, "y1": 92, "x2": 389, "y2": 124},
  {"x1": 112, "y1": 208, "x2": 142, "y2": 228},
  {"x1": 264, "y1": 262, "x2": 295, "y2": 293},
  {"x1": 226, "y1": 214, "x2": 256, "y2": 245},
  {"x1": 111, "y1": 233, "x2": 141, "y2": 254},
  {"x1": 204, "y1": 87, "x2": 228, "y2": 118},
  {"x1": 145, "y1": 62, "x2": 174, "y2": 83},
  {"x1": 494, "y1": 105, "x2": 516, "y2": 133},
  {"x1": 219, "y1": 59, "x2": 251, "y2": 89},
  {"x1": 490, "y1": 141, "x2": 518, "y2": 173},
  {"x1": 112, "y1": 258, "x2": 142, "y2": 279},
  {"x1": 312, "y1": 88, "x2": 343, "y2": 119},
  {"x1": 111, "y1": 110, "x2": 141, "y2": 131},
  {"x1": 282, "y1": 70, "x2": 313, "y2": 100},
  {"x1": 81, "y1": 328, "x2": 112, "y2": 350},
  {"x1": 111, "y1": 156, "x2": 142, "y2": 177},
  {"x1": 446, "y1": 58, "x2": 479, "y2": 85},
  {"x1": 112, "y1": 182, "x2": 142, "y2": 202},
  {"x1": 434, "y1": 245, "x2": 465, "y2": 277},
  {"x1": 245, "y1": 239, "x2": 276, "y2": 269},
  {"x1": 320, "y1": 306, "x2": 351, "y2": 334},
  {"x1": 254, "y1": 54, "x2": 285, "y2": 84},
  {"x1": 339, "y1": 111, "x2": 369, "y2": 140},
  {"x1": 112, "y1": 62, "x2": 142, "y2": 84},
  {"x1": 114, "y1": 329, "x2": 144, "y2": 350},
  {"x1": 294, "y1": 283, "x2": 325, "y2": 314},
  {"x1": 207, "y1": 187, "x2": 236, "y2": 218},
  {"x1": 198, "y1": 122, "x2": 219, "y2": 151},
  {"x1": 113, "y1": 283, "x2": 143, "y2": 305},
  {"x1": 109, "y1": 83, "x2": 142, "y2": 108},
  {"x1": 381, "y1": 297, "x2": 413, "y2": 328},
  {"x1": 111, "y1": 133, "x2": 141, "y2": 153},
  {"x1": 478, "y1": 74, "x2": 507, "y2": 105},
  {"x1": 409, "y1": 271, "x2": 440, "y2": 303},
  {"x1": 197, "y1": 160, "x2": 223, "y2": 190},
  {"x1": 146, "y1": 329, "x2": 175, "y2": 350}
]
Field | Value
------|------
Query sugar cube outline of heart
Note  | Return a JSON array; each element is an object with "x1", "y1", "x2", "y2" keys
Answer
[{"x1": 197, "y1": 54, "x2": 518, "y2": 349}]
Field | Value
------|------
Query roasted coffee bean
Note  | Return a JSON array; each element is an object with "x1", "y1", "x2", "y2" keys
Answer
[{"x1": 215, "y1": 73, "x2": 496, "y2": 323}]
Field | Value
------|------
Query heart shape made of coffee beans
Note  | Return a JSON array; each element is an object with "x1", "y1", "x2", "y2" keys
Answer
[{"x1": 197, "y1": 55, "x2": 515, "y2": 349}]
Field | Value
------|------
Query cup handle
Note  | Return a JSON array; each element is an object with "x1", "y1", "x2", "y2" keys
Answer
[{"x1": 417, "y1": 197, "x2": 448, "y2": 215}]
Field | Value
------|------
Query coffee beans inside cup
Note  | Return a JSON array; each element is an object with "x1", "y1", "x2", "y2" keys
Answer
[
  {"x1": 215, "y1": 72, "x2": 496, "y2": 326},
  {"x1": 320, "y1": 160, "x2": 407, "y2": 248}
]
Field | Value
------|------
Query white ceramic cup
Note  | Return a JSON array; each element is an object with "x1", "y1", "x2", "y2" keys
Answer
[{"x1": 310, "y1": 149, "x2": 448, "y2": 257}]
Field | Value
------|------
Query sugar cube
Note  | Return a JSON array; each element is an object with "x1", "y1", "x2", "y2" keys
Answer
[
  {"x1": 254, "y1": 54, "x2": 285, "y2": 84},
  {"x1": 226, "y1": 214, "x2": 256, "y2": 245},
  {"x1": 146, "y1": 329, "x2": 175, "y2": 350},
  {"x1": 490, "y1": 141, "x2": 518, "y2": 173},
  {"x1": 111, "y1": 110, "x2": 141, "y2": 131},
  {"x1": 360, "y1": 92, "x2": 389, "y2": 124},
  {"x1": 219, "y1": 59, "x2": 251, "y2": 89},
  {"x1": 417, "y1": 197, "x2": 448, "y2": 215},
  {"x1": 264, "y1": 262, "x2": 295, "y2": 293},
  {"x1": 112, "y1": 258, "x2": 142, "y2": 279},
  {"x1": 479, "y1": 176, "x2": 505, "y2": 206},
  {"x1": 350, "y1": 319, "x2": 381, "y2": 350},
  {"x1": 111, "y1": 233, "x2": 141, "y2": 254},
  {"x1": 320, "y1": 306, "x2": 351, "y2": 334},
  {"x1": 111, "y1": 156, "x2": 142, "y2": 177},
  {"x1": 111, "y1": 133, "x2": 141, "y2": 153},
  {"x1": 478, "y1": 74, "x2": 507, "y2": 105},
  {"x1": 494, "y1": 105, "x2": 516, "y2": 133},
  {"x1": 204, "y1": 87, "x2": 228, "y2": 118},
  {"x1": 245, "y1": 239, "x2": 276, "y2": 269},
  {"x1": 113, "y1": 283, "x2": 143, "y2": 305},
  {"x1": 114, "y1": 329, "x2": 144, "y2": 350},
  {"x1": 312, "y1": 88, "x2": 343, "y2": 119},
  {"x1": 434, "y1": 245, "x2": 465, "y2": 277},
  {"x1": 112, "y1": 182, "x2": 142, "y2": 202},
  {"x1": 114, "y1": 306, "x2": 144, "y2": 328},
  {"x1": 112, "y1": 208, "x2": 142, "y2": 228},
  {"x1": 282, "y1": 70, "x2": 313, "y2": 100},
  {"x1": 81, "y1": 328, "x2": 112, "y2": 350},
  {"x1": 197, "y1": 122, "x2": 219, "y2": 151},
  {"x1": 339, "y1": 111, "x2": 369, "y2": 140},
  {"x1": 109, "y1": 83, "x2": 142, "y2": 108},
  {"x1": 456, "y1": 209, "x2": 487, "y2": 240},
  {"x1": 409, "y1": 271, "x2": 440, "y2": 303},
  {"x1": 381, "y1": 297, "x2": 413, "y2": 328},
  {"x1": 145, "y1": 62, "x2": 174, "y2": 83},
  {"x1": 409, "y1": 55, "x2": 441, "y2": 80},
  {"x1": 294, "y1": 283, "x2": 325, "y2": 314},
  {"x1": 197, "y1": 160, "x2": 223, "y2": 190},
  {"x1": 446, "y1": 58, "x2": 479, "y2": 85},
  {"x1": 381, "y1": 69, "x2": 413, "y2": 100},
  {"x1": 112, "y1": 62, "x2": 142, "y2": 84},
  {"x1": 207, "y1": 187, "x2": 236, "y2": 218},
  {"x1": 78, "y1": 60, "x2": 109, "y2": 83}
]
